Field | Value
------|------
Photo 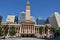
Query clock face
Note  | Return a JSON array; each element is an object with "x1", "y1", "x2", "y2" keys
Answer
[{"x1": 26, "y1": 5, "x2": 30, "y2": 9}]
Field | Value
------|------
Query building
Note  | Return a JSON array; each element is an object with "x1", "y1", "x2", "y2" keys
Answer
[
  {"x1": 6, "y1": 15, "x2": 18, "y2": 24},
  {"x1": 36, "y1": 17, "x2": 45, "y2": 25},
  {"x1": 1, "y1": 1, "x2": 52, "y2": 38},
  {"x1": 0, "y1": 15, "x2": 2, "y2": 25},
  {"x1": 49, "y1": 12, "x2": 60, "y2": 28},
  {"x1": 45, "y1": 17, "x2": 49, "y2": 24},
  {"x1": 30, "y1": 16, "x2": 35, "y2": 23},
  {"x1": 19, "y1": 11, "x2": 25, "y2": 23},
  {"x1": 1, "y1": 22, "x2": 51, "y2": 38}
]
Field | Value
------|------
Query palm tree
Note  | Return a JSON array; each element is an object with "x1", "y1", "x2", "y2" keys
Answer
[{"x1": 9, "y1": 26, "x2": 16, "y2": 36}]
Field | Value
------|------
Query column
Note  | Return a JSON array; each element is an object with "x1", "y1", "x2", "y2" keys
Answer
[
  {"x1": 36, "y1": 28, "x2": 38, "y2": 34},
  {"x1": 38, "y1": 28, "x2": 39, "y2": 34},
  {"x1": 33, "y1": 25, "x2": 35, "y2": 34},
  {"x1": 20, "y1": 26, "x2": 21, "y2": 33}
]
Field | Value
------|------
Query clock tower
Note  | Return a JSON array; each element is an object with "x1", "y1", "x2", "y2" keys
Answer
[{"x1": 26, "y1": 1, "x2": 30, "y2": 20}]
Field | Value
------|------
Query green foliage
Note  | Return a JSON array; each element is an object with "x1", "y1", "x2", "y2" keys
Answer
[
  {"x1": 39, "y1": 27, "x2": 44, "y2": 34},
  {"x1": 2, "y1": 25, "x2": 9, "y2": 36},
  {"x1": 0, "y1": 27, "x2": 4, "y2": 36},
  {"x1": 10, "y1": 26, "x2": 15, "y2": 29},
  {"x1": 45, "y1": 26, "x2": 49, "y2": 33},
  {"x1": 0, "y1": 30, "x2": 4, "y2": 36},
  {"x1": 9, "y1": 29, "x2": 16, "y2": 36},
  {"x1": 50, "y1": 27, "x2": 56, "y2": 33},
  {"x1": 0, "y1": 27, "x2": 2, "y2": 30},
  {"x1": 50, "y1": 27, "x2": 60, "y2": 37},
  {"x1": 9, "y1": 26, "x2": 16, "y2": 36},
  {"x1": 55, "y1": 29, "x2": 60, "y2": 37}
]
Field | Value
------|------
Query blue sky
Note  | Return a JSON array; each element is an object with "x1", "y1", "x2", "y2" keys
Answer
[{"x1": 0, "y1": 0, "x2": 60, "y2": 22}]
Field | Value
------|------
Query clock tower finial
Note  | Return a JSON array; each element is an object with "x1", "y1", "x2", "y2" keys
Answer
[{"x1": 27, "y1": 1, "x2": 30, "y2": 4}]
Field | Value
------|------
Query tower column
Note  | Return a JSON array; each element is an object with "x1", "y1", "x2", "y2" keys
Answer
[{"x1": 26, "y1": 1, "x2": 30, "y2": 20}]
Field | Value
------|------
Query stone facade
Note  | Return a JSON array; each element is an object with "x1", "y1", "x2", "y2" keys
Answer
[{"x1": 1, "y1": 21, "x2": 52, "y2": 38}]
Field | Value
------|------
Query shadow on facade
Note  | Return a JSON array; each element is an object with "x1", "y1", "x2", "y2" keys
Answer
[{"x1": 21, "y1": 34, "x2": 36, "y2": 38}]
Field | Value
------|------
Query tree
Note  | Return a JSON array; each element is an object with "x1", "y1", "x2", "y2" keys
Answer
[
  {"x1": 2, "y1": 25, "x2": 9, "y2": 36},
  {"x1": 50, "y1": 27, "x2": 56, "y2": 33},
  {"x1": 45, "y1": 25, "x2": 50, "y2": 34},
  {"x1": 39, "y1": 27, "x2": 44, "y2": 34},
  {"x1": 50, "y1": 27, "x2": 60, "y2": 38},
  {"x1": 54, "y1": 29, "x2": 60, "y2": 37},
  {"x1": 0, "y1": 27, "x2": 4, "y2": 36},
  {"x1": 9, "y1": 26, "x2": 16, "y2": 36}
]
